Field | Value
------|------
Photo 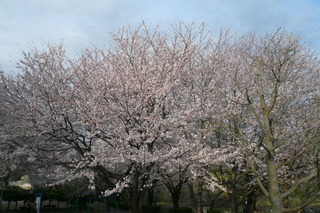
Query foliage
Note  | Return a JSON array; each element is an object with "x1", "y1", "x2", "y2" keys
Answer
[
  {"x1": 42, "y1": 189, "x2": 68, "y2": 202},
  {"x1": 208, "y1": 209, "x2": 224, "y2": 213},
  {"x1": 142, "y1": 204, "x2": 161, "y2": 213},
  {"x1": 168, "y1": 207, "x2": 193, "y2": 213},
  {"x1": 117, "y1": 201, "x2": 130, "y2": 210},
  {"x1": 2, "y1": 189, "x2": 33, "y2": 201}
]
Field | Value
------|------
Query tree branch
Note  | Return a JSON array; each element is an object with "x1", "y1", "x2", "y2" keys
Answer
[{"x1": 281, "y1": 172, "x2": 316, "y2": 199}]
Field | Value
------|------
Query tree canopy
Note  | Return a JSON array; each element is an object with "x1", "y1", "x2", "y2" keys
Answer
[{"x1": 1, "y1": 23, "x2": 319, "y2": 213}]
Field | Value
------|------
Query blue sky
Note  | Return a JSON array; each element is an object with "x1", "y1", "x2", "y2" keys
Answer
[{"x1": 1, "y1": 0, "x2": 320, "y2": 74}]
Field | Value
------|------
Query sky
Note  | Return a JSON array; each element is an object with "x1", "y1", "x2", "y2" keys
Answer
[{"x1": 1, "y1": 0, "x2": 320, "y2": 75}]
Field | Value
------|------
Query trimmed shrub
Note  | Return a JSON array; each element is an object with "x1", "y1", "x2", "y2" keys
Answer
[
  {"x1": 142, "y1": 204, "x2": 161, "y2": 213},
  {"x1": 2, "y1": 189, "x2": 33, "y2": 201},
  {"x1": 208, "y1": 209, "x2": 224, "y2": 213},
  {"x1": 117, "y1": 201, "x2": 129, "y2": 210},
  {"x1": 168, "y1": 207, "x2": 193, "y2": 213}
]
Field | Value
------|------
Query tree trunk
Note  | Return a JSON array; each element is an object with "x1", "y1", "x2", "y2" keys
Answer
[
  {"x1": 172, "y1": 193, "x2": 180, "y2": 209},
  {"x1": 164, "y1": 179, "x2": 184, "y2": 209},
  {"x1": 128, "y1": 202, "x2": 142, "y2": 213},
  {"x1": 225, "y1": 168, "x2": 239, "y2": 213},
  {"x1": 227, "y1": 192, "x2": 239, "y2": 213},
  {"x1": 261, "y1": 100, "x2": 283, "y2": 213},
  {"x1": 121, "y1": 169, "x2": 147, "y2": 213},
  {"x1": 7, "y1": 200, "x2": 11, "y2": 211},
  {"x1": 231, "y1": 173, "x2": 239, "y2": 213},
  {"x1": 195, "y1": 194, "x2": 201, "y2": 213},
  {"x1": 123, "y1": 190, "x2": 143, "y2": 213},
  {"x1": 246, "y1": 190, "x2": 256, "y2": 213},
  {"x1": 147, "y1": 189, "x2": 154, "y2": 206},
  {"x1": 188, "y1": 183, "x2": 202, "y2": 213},
  {"x1": 123, "y1": 189, "x2": 144, "y2": 213},
  {"x1": 267, "y1": 154, "x2": 283, "y2": 213}
]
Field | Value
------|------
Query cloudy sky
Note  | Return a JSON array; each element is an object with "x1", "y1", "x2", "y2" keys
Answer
[{"x1": 1, "y1": 0, "x2": 320, "y2": 74}]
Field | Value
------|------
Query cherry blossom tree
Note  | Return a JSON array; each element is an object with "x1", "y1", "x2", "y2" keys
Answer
[
  {"x1": 0, "y1": 74, "x2": 34, "y2": 186},
  {"x1": 2, "y1": 23, "x2": 320, "y2": 213},
  {"x1": 216, "y1": 30, "x2": 320, "y2": 212},
  {"x1": 2, "y1": 23, "x2": 217, "y2": 213},
  {"x1": 199, "y1": 122, "x2": 260, "y2": 213}
]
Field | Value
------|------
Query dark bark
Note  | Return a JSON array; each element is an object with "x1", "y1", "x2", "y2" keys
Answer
[
  {"x1": 122, "y1": 188, "x2": 144, "y2": 213},
  {"x1": 164, "y1": 176, "x2": 186, "y2": 209},
  {"x1": 227, "y1": 192, "x2": 239, "y2": 213},
  {"x1": 127, "y1": 200, "x2": 142, "y2": 213},
  {"x1": 120, "y1": 169, "x2": 148, "y2": 213},
  {"x1": 246, "y1": 190, "x2": 256, "y2": 213},
  {"x1": 147, "y1": 188, "x2": 154, "y2": 206},
  {"x1": 188, "y1": 183, "x2": 202, "y2": 213},
  {"x1": 172, "y1": 193, "x2": 180, "y2": 209},
  {"x1": 7, "y1": 200, "x2": 11, "y2": 211}
]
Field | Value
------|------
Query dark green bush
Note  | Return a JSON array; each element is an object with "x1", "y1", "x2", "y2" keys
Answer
[
  {"x1": 2, "y1": 189, "x2": 33, "y2": 201},
  {"x1": 117, "y1": 201, "x2": 129, "y2": 210},
  {"x1": 208, "y1": 208, "x2": 224, "y2": 213},
  {"x1": 168, "y1": 207, "x2": 193, "y2": 213},
  {"x1": 142, "y1": 204, "x2": 161, "y2": 213},
  {"x1": 104, "y1": 199, "x2": 119, "y2": 210}
]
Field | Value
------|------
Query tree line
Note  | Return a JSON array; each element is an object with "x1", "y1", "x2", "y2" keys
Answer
[{"x1": 0, "y1": 23, "x2": 319, "y2": 213}]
